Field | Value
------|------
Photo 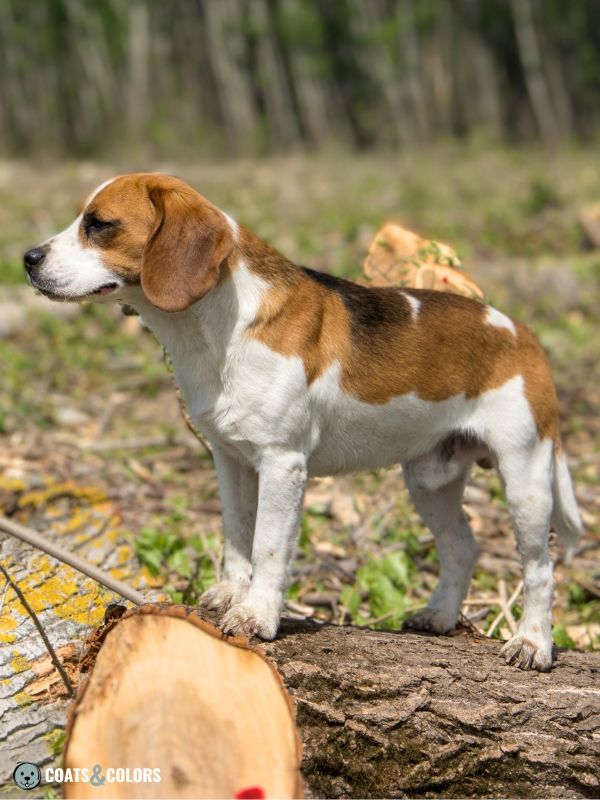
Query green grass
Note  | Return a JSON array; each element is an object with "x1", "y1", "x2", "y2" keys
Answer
[
  {"x1": 0, "y1": 258, "x2": 24, "y2": 284},
  {"x1": 132, "y1": 500, "x2": 220, "y2": 605}
]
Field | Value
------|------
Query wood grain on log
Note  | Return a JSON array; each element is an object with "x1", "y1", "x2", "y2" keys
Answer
[
  {"x1": 262, "y1": 619, "x2": 599, "y2": 799},
  {"x1": 64, "y1": 605, "x2": 302, "y2": 799}
]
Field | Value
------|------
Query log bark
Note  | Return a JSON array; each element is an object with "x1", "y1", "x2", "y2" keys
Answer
[
  {"x1": 263, "y1": 619, "x2": 599, "y2": 799},
  {"x1": 63, "y1": 606, "x2": 599, "y2": 799},
  {"x1": 0, "y1": 480, "x2": 154, "y2": 795}
]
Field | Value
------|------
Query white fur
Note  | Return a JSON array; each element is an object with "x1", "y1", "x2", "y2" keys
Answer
[
  {"x1": 486, "y1": 305, "x2": 517, "y2": 335},
  {"x1": 38, "y1": 215, "x2": 124, "y2": 301},
  {"x1": 36, "y1": 185, "x2": 582, "y2": 668},
  {"x1": 85, "y1": 177, "x2": 116, "y2": 206},
  {"x1": 121, "y1": 269, "x2": 567, "y2": 662},
  {"x1": 403, "y1": 292, "x2": 421, "y2": 321},
  {"x1": 223, "y1": 211, "x2": 239, "y2": 241}
]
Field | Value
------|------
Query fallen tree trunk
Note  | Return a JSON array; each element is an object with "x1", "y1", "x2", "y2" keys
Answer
[
  {"x1": 263, "y1": 619, "x2": 599, "y2": 799},
  {"x1": 64, "y1": 606, "x2": 599, "y2": 799}
]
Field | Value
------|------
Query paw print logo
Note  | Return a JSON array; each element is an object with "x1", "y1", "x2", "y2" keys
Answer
[{"x1": 13, "y1": 762, "x2": 41, "y2": 791}]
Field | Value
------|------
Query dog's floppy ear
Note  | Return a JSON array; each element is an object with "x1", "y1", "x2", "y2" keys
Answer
[{"x1": 141, "y1": 180, "x2": 233, "y2": 312}]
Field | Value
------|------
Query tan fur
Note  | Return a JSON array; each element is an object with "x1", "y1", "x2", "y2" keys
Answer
[{"x1": 242, "y1": 237, "x2": 557, "y2": 439}]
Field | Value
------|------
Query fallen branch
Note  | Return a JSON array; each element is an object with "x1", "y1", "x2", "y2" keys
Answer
[
  {"x1": 486, "y1": 579, "x2": 523, "y2": 637},
  {"x1": 0, "y1": 563, "x2": 75, "y2": 698}
]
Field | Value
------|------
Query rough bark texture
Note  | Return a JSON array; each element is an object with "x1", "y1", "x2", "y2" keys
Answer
[
  {"x1": 262, "y1": 619, "x2": 600, "y2": 799},
  {"x1": 3, "y1": 600, "x2": 599, "y2": 798},
  {"x1": 0, "y1": 490, "x2": 154, "y2": 795}
]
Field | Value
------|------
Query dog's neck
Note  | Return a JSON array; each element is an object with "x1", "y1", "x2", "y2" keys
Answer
[{"x1": 118, "y1": 227, "x2": 299, "y2": 368}]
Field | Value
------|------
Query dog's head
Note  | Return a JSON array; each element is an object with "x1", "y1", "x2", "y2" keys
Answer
[{"x1": 24, "y1": 173, "x2": 234, "y2": 312}]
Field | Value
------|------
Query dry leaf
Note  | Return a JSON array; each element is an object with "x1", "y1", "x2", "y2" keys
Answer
[
  {"x1": 328, "y1": 492, "x2": 360, "y2": 527},
  {"x1": 579, "y1": 203, "x2": 600, "y2": 249}
]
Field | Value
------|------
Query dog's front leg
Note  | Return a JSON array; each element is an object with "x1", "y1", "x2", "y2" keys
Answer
[
  {"x1": 220, "y1": 449, "x2": 307, "y2": 640},
  {"x1": 200, "y1": 445, "x2": 258, "y2": 619}
]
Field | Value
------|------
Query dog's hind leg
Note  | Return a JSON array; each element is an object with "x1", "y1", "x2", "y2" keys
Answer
[
  {"x1": 403, "y1": 458, "x2": 479, "y2": 635},
  {"x1": 497, "y1": 439, "x2": 555, "y2": 671}
]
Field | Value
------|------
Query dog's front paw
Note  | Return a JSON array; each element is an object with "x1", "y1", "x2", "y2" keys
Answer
[
  {"x1": 199, "y1": 580, "x2": 249, "y2": 620},
  {"x1": 219, "y1": 601, "x2": 281, "y2": 641},
  {"x1": 500, "y1": 634, "x2": 553, "y2": 672},
  {"x1": 404, "y1": 607, "x2": 458, "y2": 635}
]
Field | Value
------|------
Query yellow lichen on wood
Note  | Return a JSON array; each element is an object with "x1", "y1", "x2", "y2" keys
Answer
[
  {"x1": 10, "y1": 651, "x2": 30, "y2": 674},
  {"x1": 14, "y1": 690, "x2": 33, "y2": 706},
  {"x1": 17, "y1": 481, "x2": 108, "y2": 511},
  {"x1": 0, "y1": 477, "x2": 27, "y2": 492},
  {"x1": 0, "y1": 613, "x2": 18, "y2": 644},
  {"x1": 53, "y1": 508, "x2": 93, "y2": 536}
]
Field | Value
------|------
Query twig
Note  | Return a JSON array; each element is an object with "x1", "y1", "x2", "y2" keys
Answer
[
  {"x1": 0, "y1": 576, "x2": 9, "y2": 615},
  {"x1": 285, "y1": 599, "x2": 315, "y2": 617},
  {"x1": 352, "y1": 497, "x2": 397, "y2": 546},
  {"x1": 486, "y1": 580, "x2": 523, "y2": 637},
  {"x1": 466, "y1": 607, "x2": 491, "y2": 623},
  {"x1": 498, "y1": 579, "x2": 518, "y2": 635},
  {"x1": 0, "y1": 515, "x2": 145, "y2": 606},
  {"x1": 0, "y1": 562, "x2": 75, "y2": 698},
  {"x1": 359, "y1": 610, "x2": 395, "y2": 627},
  {"x1": 81, "y1": 436, "x2": 181, "y2": 452},
  {"x1": 463, "y1": 598, "x2": 499, "y2": 606}
]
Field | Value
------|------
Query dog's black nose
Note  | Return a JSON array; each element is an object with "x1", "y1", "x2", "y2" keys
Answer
[{"x1": 24, "y1": 247, "x2": 46, "y2": 274}]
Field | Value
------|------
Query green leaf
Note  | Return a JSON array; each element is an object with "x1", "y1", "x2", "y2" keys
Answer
[
  {"x1": 553, "y1": 624, "x2": 577, "y2": 650},
  {"x1": 168, "y1": 548, "x2": 191, "y2": 578}
]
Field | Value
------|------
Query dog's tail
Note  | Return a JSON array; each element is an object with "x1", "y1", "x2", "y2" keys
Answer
[{"x1": 551, "y1": 442, "x2": 583, "y2": 563}]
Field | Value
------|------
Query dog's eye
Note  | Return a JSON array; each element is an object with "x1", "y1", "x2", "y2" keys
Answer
[{"x1": 84, "y1": 216, "x2": 115, "y2": 234}]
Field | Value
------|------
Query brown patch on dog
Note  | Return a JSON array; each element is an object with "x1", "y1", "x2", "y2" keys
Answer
[
  {"x1": 79, "y1": 174, "x2": 233, "y2": 311},
  {"x1": 244, "y1": 252, "x2": 558, "y2": 439}
]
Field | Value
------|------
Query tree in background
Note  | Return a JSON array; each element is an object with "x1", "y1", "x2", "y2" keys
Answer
[{"x1": 0, "y1": 0, "x2": 599, "y2": 157}]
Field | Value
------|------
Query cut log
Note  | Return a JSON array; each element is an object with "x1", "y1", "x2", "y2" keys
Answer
[
  {"x1": 63, "y1": 607, "x2": 599, "y2": 799},
  {"x1": 363, "y1": 223, "x2": 485, "y2": 300},
  {"x1": 63, "y1": 605, "x2": 302, "y2": 799}
]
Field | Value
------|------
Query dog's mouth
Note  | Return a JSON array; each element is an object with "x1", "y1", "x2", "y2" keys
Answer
[
  {"x1": 31, "y1": 280, "x2": 120, "y2": 302},
  {"x1": 91, "y1": 282, "x2": 119, "y2": 296}
]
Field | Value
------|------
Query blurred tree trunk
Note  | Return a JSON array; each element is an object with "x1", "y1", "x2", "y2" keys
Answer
[
  {"x1": 248, "y1": 0, "x2": 301, "y2": 149},
  {"x1": 201, "y1": 0, "x2": 257, "y2": 151},
  {"x1": 280, "y1": 0, "x2": 332, "y2": 147},
  {"x1": 510, "y1": 0, "x2": 561, "y2": 144},
  {"x1": 0, "y1": 0, "x2": 599, "y2": 156},
  {"x1": 427, "y1": 1, "x2": 454, "y2": 133},
  {"x1": 398, "y1": 0, "x2": 431, "y2": 143},
  {"x1": 353, "y1": 0, "x2": 413, "y2": 146},
  {"x1": 126, "y1": 0, "x2": 151, "y2": 143}
]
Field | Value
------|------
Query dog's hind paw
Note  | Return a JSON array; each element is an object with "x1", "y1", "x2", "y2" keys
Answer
[
  {"x1": 500, "y1": 635, "x2": 553, "y2": 672},
  {"x1": 403, "y1": 607, "x2": 458, "y2": 635}
]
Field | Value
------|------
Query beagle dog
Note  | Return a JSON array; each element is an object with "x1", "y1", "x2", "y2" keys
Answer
[{"x1": 24, "y1": 173, "x2": 582, "y2": 671}]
